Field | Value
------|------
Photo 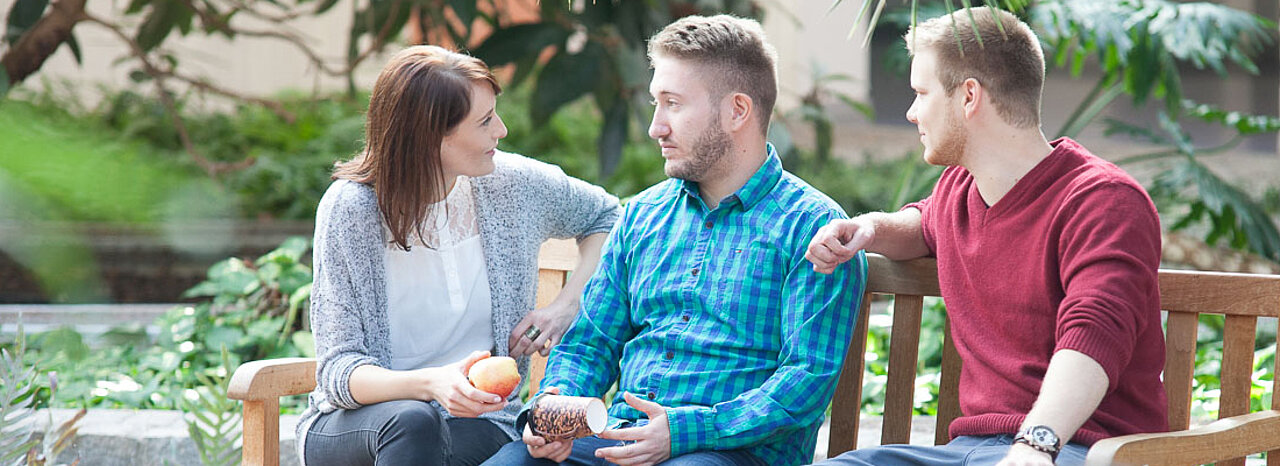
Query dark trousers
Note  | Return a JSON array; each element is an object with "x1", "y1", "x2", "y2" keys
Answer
[
  {"x1": 305, "y1": 399, "x2": 512, "y2": 466},
  {"x1": 480, "y1": 434, "x2": 767, "y2": 466}
]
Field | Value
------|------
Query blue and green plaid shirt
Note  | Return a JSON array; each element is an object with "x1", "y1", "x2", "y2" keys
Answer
[{"x1": 540, "y1": 147, "x2": 866, "y2": 465}]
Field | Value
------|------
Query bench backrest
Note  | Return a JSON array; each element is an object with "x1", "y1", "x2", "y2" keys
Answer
[{"x1": 826, "y1": 253, "x2": 1280, "y2": 462}]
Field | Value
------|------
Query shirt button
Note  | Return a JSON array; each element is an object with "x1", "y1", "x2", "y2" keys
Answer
[
  {"x1": 691, "y1": 268, "x2": 700, "y2": 277},
  {"x1": 664, "y1": 351, "x2": 674, "y2": 360},
  {"x1": 704, "y1": 221, "x2": 713, "y2": 229},
  {"x1": 647, "y1": 392, "x2": 657, "y2": 400},
  {"x1": 681, "y1": 315, "x2": 690, "y2": 322}
]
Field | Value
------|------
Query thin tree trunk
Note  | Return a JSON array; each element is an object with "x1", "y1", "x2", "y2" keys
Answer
[{"x1": 0, "y1": 0, "x2": 88, "y2": 85}]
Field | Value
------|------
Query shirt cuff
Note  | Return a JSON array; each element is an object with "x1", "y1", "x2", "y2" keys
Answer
[{"x1": 665, "y1": 405, "x2": 715, "y2": 457}]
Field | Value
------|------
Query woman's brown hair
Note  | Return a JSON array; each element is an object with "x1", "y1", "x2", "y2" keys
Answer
[{"x1": 334, "y1": 45, "x2": 500, "y2": 251}]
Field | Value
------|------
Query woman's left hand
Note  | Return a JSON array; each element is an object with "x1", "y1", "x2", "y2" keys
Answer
[{"x1": 509, "y1": 300, "x2": 578, "y2": 358}]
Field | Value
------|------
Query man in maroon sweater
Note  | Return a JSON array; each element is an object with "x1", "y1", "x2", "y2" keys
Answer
[{"x1": 806, "y1": 7, "x2": 1166, "y2": 466}]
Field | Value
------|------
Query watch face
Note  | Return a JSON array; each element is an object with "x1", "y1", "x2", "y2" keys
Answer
[{"x1": 1030, "y1": 426, "x2": 1058, "y2": 446}]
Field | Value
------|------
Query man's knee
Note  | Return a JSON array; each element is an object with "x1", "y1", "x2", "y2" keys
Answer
[
  {"x1": 479, "y1": 440, "x2": 549, "y2": 466},
  {"x1": 659, "y1": 451, "x2": 760, "y2": 466}
]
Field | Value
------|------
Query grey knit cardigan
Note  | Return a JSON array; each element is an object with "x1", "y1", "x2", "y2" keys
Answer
[{"x1": 297, "y1": 151, "x2": 620, "y2": 463}]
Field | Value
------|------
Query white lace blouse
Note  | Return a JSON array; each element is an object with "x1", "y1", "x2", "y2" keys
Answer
[{"x1": 384, "y1": 176, "x2": 493, "y2": 370}]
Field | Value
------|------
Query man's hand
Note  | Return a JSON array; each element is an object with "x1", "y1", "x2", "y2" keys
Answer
[
  {"x1": 595, "y1": 392, "x2": 671, "y2": 466},
  {"x1": 524, "y1": 387, "x2": 574, "y2": 461},
  {"x1": 996, "y1": 443, "x2": 1054, "y2": 466},
  {"x1": 806, "y1": 217, "x2": 875, "y2": 274}
]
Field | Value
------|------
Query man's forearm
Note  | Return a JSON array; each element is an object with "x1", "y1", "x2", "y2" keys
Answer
[
  {"x1": 862, "y1": 209, "x2": 930, "y2": 260},
  {"x1": 1020, "y1": 349, "x2": 1109, "y2": 445}
]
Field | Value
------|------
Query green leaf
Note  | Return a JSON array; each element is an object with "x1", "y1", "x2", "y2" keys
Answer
[
  {"x1": 531, "y1": 42, "x2": 603, "y2": 125},
  {"x1": 1161, "y1": 159, "x2": 1280, "y2": 262},
  {"x1": 472, "y1": 23, "x2": 571, "y2": 68},
  {"x1": 125, "y1": 0, "x2": 152, "y2": 14},
  {"x1": 292, "y1": 331, "x2": 316, "y2": 358},
  {"x1": 136, "y1": 0, "x2": 195, "y2": 52},
  {"x1": 204, "y1": 327, "x2": 243, "y2": 352},
  {"x1": 447, "y1": 0, "x2": 476, "y2": 32},
  {"x1": 4, "y1": 0, "x2": 50, "y2": 45},
  {"x1": 312, "y1": 0, "x2": 340, "y2": 14},
  {"x1": 597, "y1": 101, "x2": 628, "y2": 178},
  {"x1": 65, "y1": 31, "x2": 83, "y2": 65},
  {"x1": 254, "y1": 236, "x2": 309, "y2": 265}
]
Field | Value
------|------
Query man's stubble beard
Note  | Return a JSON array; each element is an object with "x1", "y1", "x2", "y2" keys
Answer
[{"x1": 665, "y1": 112, "x2": 732, "y2": 182}]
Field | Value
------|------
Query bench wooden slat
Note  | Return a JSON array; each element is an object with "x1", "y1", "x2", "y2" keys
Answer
[
  {"x1": 1220, "y1": 315, "x2": 1257, "y2": 421},
  {"x1": 935, "y1": 315, "x2": 961, "y2": 445},
  {"x1": 829, "y1": 297, "x2": 873, "y2": 457},
  {"x1": 1164, "y1": 311, "x2": 1199, "y2": 432},
  {"x1": 528, "y1": 268, "x2": 569, "y2": 396},
  {"x1": 1159, "y1": 270, "x2": 1280, "y2": 317},
  {"x1": 865, "y1": 255, "x2": 941, "y2": 296},
  {"x1": 882, "y1": 295, "x2": 924, "y2": 445},
  {"x1": 1217, "y1": 315, "x2": 1258, "y2": 466}
]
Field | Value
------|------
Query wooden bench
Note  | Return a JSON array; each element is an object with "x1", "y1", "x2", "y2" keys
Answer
[
  {"x1": 828, "y1": 253, "x2": 1280, "y2": 466},
  {"x1": 230, "y1": 246, "x2": 1280, "y2": 466},
  {"x1": 226, "y1": 239, "x2": 579, "y2": 466}
]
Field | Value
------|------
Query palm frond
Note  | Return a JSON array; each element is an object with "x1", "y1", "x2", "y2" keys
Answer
[
  {"x1": 0, "y1": 345, "x2": 39, "y2": 466},
  {"x1": 1154, "y1": 159, "x2": 1280, "y2": 263},
  {"x1": 1033, "y1": 0, "x2": 1275, "y2": 115},
  {"x1": 180, "y1": 349, "x2": 242, "y2": 466}
]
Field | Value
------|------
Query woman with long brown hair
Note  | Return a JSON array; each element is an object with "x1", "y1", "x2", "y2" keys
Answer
[{"x1": 296, "y1": 45, "x2": 619, "y2": 466}]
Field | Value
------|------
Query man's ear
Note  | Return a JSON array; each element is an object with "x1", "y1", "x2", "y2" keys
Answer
[
  {"x1": 726, "y1": 93, "x2": 754, "y2": 132},
  {"x1": 961, "y1": 78, "x2": 982, "y2": 119}
]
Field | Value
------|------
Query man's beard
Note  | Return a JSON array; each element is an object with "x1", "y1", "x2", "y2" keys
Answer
[
  {"x1": 924, "y1": 109, "x2": 967, "y2": 166},
  {"x1": 666, "y1": 117, "x2": 732, "y2": 182}
]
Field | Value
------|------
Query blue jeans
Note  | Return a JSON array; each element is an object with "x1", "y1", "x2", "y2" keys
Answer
[
  {"x1": 480, "y1": 434, "x2": 767, "y2": 466},
  {"x1": 305, "y1": 399, "x2": 512, "y2": 466},
  {"x1": 815, "y1": 434, "x2": 1089, "y2": 466}
]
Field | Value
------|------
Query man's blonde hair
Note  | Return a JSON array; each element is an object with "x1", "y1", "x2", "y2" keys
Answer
[
  {"x1": 648, "y1": 14, "x2": 778, "y2": 135},
  {"x1": 905, "y1": 7, "x2": 1045, "y2": 128}
]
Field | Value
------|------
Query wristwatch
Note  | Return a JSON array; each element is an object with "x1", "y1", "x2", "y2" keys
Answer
[{"x1": 1014, "y1": 425, "x2": 1061, "y2": 461}]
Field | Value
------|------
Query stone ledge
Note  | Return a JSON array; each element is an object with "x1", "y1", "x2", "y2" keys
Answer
[{"x1": 23, "y1": 408, "x2": 299, "y2": 466}]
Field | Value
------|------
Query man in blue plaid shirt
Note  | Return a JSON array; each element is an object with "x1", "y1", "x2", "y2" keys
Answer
[{"x1": 483, "y1": 15, "x2": 866, "y2": 466}]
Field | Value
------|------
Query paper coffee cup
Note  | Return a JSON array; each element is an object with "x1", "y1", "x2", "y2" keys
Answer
[{"x1": 527, "y1": 394, "x2": 607, "y2": 441}]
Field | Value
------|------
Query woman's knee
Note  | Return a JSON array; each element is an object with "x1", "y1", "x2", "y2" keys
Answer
[{"x1": 377, "y1": 400, "x2": 444, "y2": 438}]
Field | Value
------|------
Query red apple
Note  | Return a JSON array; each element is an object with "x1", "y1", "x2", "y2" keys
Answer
[{"x1": 467, "y1": 356, "x2": 520, "y2": 399}]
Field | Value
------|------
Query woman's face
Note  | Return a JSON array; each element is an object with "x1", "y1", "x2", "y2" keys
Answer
[{"x1": 440, "y1": 82, "x2": 507, "y2": 180}]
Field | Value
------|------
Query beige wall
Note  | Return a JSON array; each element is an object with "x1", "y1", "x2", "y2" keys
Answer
[
  {"x1": 762, "y1": 1, "x2": 872, "y2": 117},
  {"x1": 4, "y1": 0, "x2": 390, "y2": 106}
]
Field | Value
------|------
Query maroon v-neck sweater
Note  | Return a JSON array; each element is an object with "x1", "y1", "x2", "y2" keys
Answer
[{"x1": 908, "y1": 138, "x2": 1168, "y2": 445}]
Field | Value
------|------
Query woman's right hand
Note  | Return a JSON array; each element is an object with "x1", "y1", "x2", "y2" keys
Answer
[{"x1": 420, "y1": 350, "x2": 506, "y2": 418}]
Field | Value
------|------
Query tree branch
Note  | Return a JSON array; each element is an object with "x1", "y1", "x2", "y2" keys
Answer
[
  {"x1": 0, "y1": 0, "x2": 88, "y2": 85},
  {"x1": 82, "y1": 13, "x2": 257, "y2": 178}
]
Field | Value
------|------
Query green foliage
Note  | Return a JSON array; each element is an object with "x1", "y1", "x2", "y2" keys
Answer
[
  {"x1": 8, "y1": 237, "x2": 314, "y2": 413},
  {"x1": 181, "y1": 349, "x2": 242, "y2": 466},
  {"x1": 96, "y1": 90, "x2": 368, "y2": 220},
  {"x1": 473, "y1": 0, "x2": 758, "y2": 178},
  {"x1": 0, "y1": 333, "x2": 40, "y2": 465},
  {"x1": 1189, "y1": 315, "x2": 1277, "y2": 419},
  {"x1": 859, "y1": 298, "x2": 947, "y2": 415},
  {"x1": 785, "y1": 153, "x2": 940, "y2": 217},
  {"x1": 0, "y1": 326, "x2": 85, "y2": 466},
  {"x1": 498, "y1": 83, "x2": 665, "y2": 199}
]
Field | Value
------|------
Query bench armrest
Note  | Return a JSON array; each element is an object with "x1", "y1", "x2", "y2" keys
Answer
[
  {"x1": 227, "y1": 357, "x2": 316, "y2": 466},
  {"x1": 1085, "y1": 410, "x2": 1280, "y2": 466},
  {"x1": 228, "y1": 357, "x2": 317, "y2": 401}
]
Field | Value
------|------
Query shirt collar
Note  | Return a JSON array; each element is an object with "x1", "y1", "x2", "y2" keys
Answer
[{"x1": 678, "y1": 143, "x2": 782, "y2": 211}]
